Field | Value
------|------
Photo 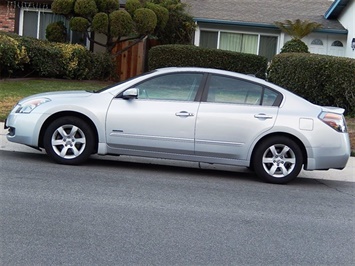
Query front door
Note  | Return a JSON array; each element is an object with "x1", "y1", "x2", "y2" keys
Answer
[{"x1": 106, "y1": 72, "x2": 204, "y2": 155}]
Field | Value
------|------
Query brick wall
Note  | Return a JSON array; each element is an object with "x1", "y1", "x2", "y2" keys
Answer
[{"x1": 0, "y1": 3, "x2": 15, "y2": 32}]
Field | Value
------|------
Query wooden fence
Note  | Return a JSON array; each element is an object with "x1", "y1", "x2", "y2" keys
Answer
[{"x1": 111, "y1": 38, "x2": 147, "y2": 81}]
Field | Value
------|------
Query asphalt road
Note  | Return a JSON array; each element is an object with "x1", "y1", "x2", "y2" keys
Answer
[{"x1": 1, "y1": 150, "x2": 354, "y2": 265}]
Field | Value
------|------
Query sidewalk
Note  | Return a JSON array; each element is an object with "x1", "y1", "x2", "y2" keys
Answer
[{"x1": 1, "y1": 122, "x2": 354, "y2": 182}]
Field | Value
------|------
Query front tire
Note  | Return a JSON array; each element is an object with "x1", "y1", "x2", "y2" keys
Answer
[
  {"x1": 43, "y1": 116, "x2": 94, "y2": 165},
  {"x1": 253, "y1": 136, "x2": 303, "y2": 184}
]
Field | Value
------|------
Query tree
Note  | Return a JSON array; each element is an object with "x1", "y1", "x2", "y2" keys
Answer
[
  {"x1": 275, "y1": 19, "x2": 322, "y2": 53},
  {"x1": 51, "y1": 0, "x2": 169, "y2": 52},
  {"x1": 274, "y1": 19, "x2": 323, "y2": 40},
  {"x1": 46, "y1": 21, "x2": 67, "y2": 43},
  {"x1": 151, "y1": 0, "x2": 196, "y2": 44}
]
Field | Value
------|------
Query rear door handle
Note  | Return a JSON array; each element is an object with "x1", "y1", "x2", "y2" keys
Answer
[
  {"x1": 175, "y1": 111, "x2": 194, "y2": 117},
  {"x1": 254, "y1": 113, "x2": 273, "y2": 119}
]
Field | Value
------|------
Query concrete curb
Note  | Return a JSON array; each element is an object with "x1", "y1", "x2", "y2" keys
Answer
[{"x1": 1, "y1": 122, "x2": 354, "y2": 182}]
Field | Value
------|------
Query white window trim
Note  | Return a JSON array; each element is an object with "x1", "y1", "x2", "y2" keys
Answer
[
  {"x1": 18, "y1": 7, "x2": 90, "y2": 49},
  {"x1": 19, "y1": 7, "x2": 52, "y2": 38},
  {"x1": 197, "y1": 27, "x2": 280, "y2": 56}
]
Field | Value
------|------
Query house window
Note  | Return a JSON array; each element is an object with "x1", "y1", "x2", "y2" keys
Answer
[
  {"x1": 220, "y1": 32, "x2": 258, "y2": 54},
  {"x1": 199, "y1": 30, "x2": 277, "y2": 61},
  {"x1": 259, "y1": 36, "x2": 277, "y2": 62},
  {"x1": 20, "y1": 8, "x2": 86, "y2": 45},
  {"x1": 311, "y1": 39, "x2": 324, "y2": 45},
  {"x1": 199, "y1": 31, "x2": 218, "y2": 48},
  {"x1": 331, "y1": 41, "x2": 343, "y2": 47}
]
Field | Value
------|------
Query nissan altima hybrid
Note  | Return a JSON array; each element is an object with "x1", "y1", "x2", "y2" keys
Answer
[{"x1": 5, "y1": 67, "x2": 351, "y2": 184}]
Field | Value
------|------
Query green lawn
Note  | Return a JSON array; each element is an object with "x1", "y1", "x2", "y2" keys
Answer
[{"x1": 0, "y1": 79, "x2": 113, "y2": 121}]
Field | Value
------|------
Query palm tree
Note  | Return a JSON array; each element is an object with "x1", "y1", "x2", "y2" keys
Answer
[
  {"x1": 274, "y1": 19, "x2": 323, "y2": 40},
  {"x1": 275, "y1": 19, "x2": 323, "y2": 53}
]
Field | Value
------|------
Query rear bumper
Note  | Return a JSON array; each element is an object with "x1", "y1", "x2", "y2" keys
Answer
[{"x1": 305, "y1": 134, "x2": 351, "y2": 170}]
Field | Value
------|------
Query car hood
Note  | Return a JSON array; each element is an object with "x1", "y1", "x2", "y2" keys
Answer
[{"x1": 18, "y1": 90, "x2": 92, "y2": 103}]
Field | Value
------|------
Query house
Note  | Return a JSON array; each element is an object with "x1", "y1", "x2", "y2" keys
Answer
[
  {"x1": 182, "y1": 0, "x2": 355, "y2": 60},
  {"x1": 1, "y1": 0, "x2": 354, "y2": 59},
  {"x1": 0, "y1": 0, "x2": 126, "y2": 49},
  {"x1": 0, "y1": 0, "x2": 82, "y2": 43}
]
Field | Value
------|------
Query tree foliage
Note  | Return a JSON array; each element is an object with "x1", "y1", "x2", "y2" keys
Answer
[
  {"x1": 281, "y1": 39, "x2": 309, "y2": 53},
  {"x1": 275, "y1": 19, "x2": 322, "y2": 54},
  {"x1": 51, "y1": 0, "x2": 195, "y2": 52},
  {"x1": 51, "y1": 0, "x2": 168, "y2": 52},
  {"x1": 46, "y1": 21, "x2": 67, "y2": 43},
  {"x1": 274, "y1": 19, "x2": 323, "y2": 40},
  {"x1": 151, "y1": 0, "x2": 196, "y2": 44}
]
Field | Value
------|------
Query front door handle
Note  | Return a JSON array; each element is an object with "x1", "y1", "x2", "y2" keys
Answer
[
  {"x1": 254, "y1": 113, "x2": 273, "y2": 119},
  {"x1": 175, "y1": 111, "x2": 194, "y2": 117}
]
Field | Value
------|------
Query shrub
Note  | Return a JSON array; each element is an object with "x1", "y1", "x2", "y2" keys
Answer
[
  {"x1": 268, "y1": 53, "x2": 355, "y2": 114},
  {"x1": 125, "y1": 0, "x2": 142, "y2": 16},
  {"x1": 148, "y1": 44, "x2": 268, "y2": 79},
  {"x1": 145, "y1": 2, "x2": 169, "y2": 30},
  {"x1": 74, "y1": 0, "x2": 98, "y2": 18},
  {"x1": 134, "y1": 8, "x2": 157, "y2": 35},
  {"x1": 281, "y1": 39, "x2": 309, "y2": 53},
  {"x1": 89, "y1": 52, "x2": 115, "y2": 80},
  {"x1": 46, "y1": 21, "x2": 67, "y2": 43},
  {"x1": 0, "y1": 34, "x2": 29, "y2": 77},
  {"x1": 109, "y1": 10, "x2": 134, "y2": 37},
  {"x1": 70, "y1": 17, "x2": 90, "y2": 32},
  {"x1": 95, "y1": 0, "x2": 119, "y2": 13},
  {"x1": 51, "y1": 0, "x2": 75, "y2": 15},
  {"x1": 92, "y1": 12, "x2": 109, "y2": 34},
  {"x1": 21, "y1": 37, "x2": 64, "y2": 77},
  {"x1": 0, "y1": 32, "x2": 113, "y2": 80}
]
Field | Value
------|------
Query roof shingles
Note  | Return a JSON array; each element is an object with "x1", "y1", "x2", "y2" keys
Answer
[{"x1": 183, "y1": 0, "x2": 345, "y2": 31}]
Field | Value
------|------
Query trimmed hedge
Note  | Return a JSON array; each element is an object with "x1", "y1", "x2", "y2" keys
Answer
[
  {"x1": 268, "y1": 53, "x2": 355, "y2": 114},
  {"x1": 0, "y1": 32, "x2": 113, "y2": 80},
  {"x1": 280, "y1": 39, "x2": 309, "y2": 53},
  {"x1": 148, "y1": 45, "x2": 268, "y2": 79},
  {"x1": 0, "y1": 34, "x2": 29, "y2": 76}
]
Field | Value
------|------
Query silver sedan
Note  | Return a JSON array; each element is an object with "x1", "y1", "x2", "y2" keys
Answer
[{"x1": 5, "y1": 67, "x2": 351, "y2": 184}]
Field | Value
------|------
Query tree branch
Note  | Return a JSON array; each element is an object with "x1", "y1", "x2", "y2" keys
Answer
[{"x1": 111, "y1": 35, "x2": 148, "y2": 56}]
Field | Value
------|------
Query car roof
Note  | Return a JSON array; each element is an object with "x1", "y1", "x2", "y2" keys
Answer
[{"x1": 154, "y1": 66, "x2": 269, "y2": 86}]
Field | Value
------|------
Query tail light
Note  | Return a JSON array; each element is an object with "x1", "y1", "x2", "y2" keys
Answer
[{"x1": 319, "y1": 112, "x2": 347, "y2": 133}]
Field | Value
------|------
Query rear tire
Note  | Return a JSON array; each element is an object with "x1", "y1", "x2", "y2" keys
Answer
[
  {"x1": 43, "y1": 116, "x2": 94, "y2": 165},
  {"x1": 253, "y1": 136, "x2": 303, "y2": 184}
]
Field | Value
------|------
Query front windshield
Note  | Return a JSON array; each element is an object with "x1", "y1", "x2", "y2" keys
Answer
[{"x1": 93, "y1": 70, "x2": 157, "y2": 93}]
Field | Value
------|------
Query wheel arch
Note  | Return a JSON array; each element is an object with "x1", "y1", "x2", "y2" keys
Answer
[
  {"x1": 250, "y1": 132, "x2": 308, "y2": 168},
  {"x1": 38, "y1": 111, "x2": 99, "y2": 153}
]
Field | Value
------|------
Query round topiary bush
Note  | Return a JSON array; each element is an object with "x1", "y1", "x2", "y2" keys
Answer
[
  {"x1": 51, "y1": 0, "x2": 75, "y2": 15},
  {"x1": 125, "y1": 0, "x2": 142, "y2": 16},
  {"x1": 46, "y1": 21, "x2": 67, "y2": 43},
  {"x1": 70, "y1": 17, "x2": 90, "y2": 32},
  {"x1": 109, "y1": 10, "x2": 134, "y2": 37},
  {"x1": 74, "y1": 0, "x2": 98, "y2": 18},
  {"x1": 134, "y1": 8, "x2": 157, "y2": 35},
  {"x1": 145, "y1": 2, "x2": 169, "y2": 30},
  {"x1": 281, "y1": 39, "x2": 309, "y2": 53},
  {"x1": 95, "y1": 0, "x2": 119, "y2": 13},
  {"x1": 92, "y1": 12, "x2": 109, "y2": 34}
]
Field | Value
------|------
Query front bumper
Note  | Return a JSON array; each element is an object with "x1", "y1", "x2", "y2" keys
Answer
[{"x1": 5, "y1": 112, "x2": 46, "y2": 148}]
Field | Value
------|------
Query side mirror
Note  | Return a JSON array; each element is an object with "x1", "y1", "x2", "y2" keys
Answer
[{"x1": 122, "y1": 88, "x2": 138, "y2": 99}]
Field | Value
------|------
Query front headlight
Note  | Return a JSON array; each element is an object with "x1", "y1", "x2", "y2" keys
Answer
[{"x1": 15, "y1": 98, "x2": 51, "y2": 114}]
